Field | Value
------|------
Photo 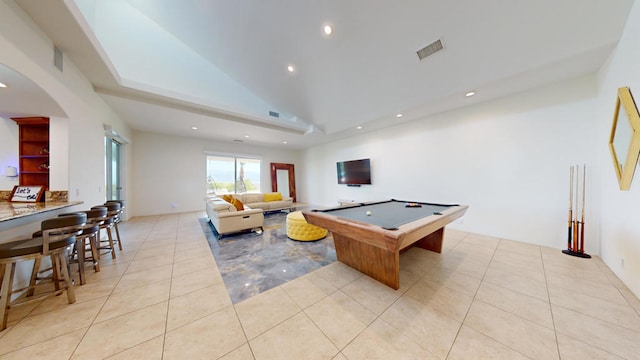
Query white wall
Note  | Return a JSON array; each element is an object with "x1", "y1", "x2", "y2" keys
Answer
[
  {"x1": 0, "y1": 117, "x2": 19, "y2": 190},
  {"x1": 131, "y1": 130, "x2": 301, "y2": 216},
  {"x1": 49, "y1": 116, "x2": 69, "y2": 191},
  {"x1": 595, "y1": 0, "x2": 640, "y2": 298},
  {"x1": 302, "y1": 75, "x2": 599, "y2": 252}
]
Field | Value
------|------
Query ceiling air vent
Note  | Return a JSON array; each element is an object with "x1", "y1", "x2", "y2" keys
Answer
[
  {"x1": 269, "y1": 111, "x2": 280, "y2": 118},
  {"x1": 416, "y1": 39, "x2": 444, "y2": 61},
  {"x1": 54, "y1": 45, "x2": 63, "y2": 71}
]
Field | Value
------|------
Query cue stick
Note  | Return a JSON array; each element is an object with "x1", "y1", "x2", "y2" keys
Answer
[
  {"x1": 580, "y1": 164, "x2": 586, "y2": 253},
  {"x1": 567, "y1": 166, "x2": 573, "y2": 251},
  {"x1": 573, "y1": 165, "x2": 580, "y2": 253}
]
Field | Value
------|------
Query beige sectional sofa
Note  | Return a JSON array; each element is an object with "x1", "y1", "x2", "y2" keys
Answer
[
  {"x1": 205, "y1": 192, "x2": 293, "y2": 239},
  {"x1": 231, "y1": 193, "x2": 293, "y2": 212}
]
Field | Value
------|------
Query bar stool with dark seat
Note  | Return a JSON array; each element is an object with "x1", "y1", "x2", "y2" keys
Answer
[
  {"x1": 105, "y1": 200, "x2": 125, "y2": 251},
  {"x1": 66, "y1": 208, "x2": 107, "y2": 285},
  {"x1": 93, "y1": 202, "x2": 120, "y2": 259},
  {"x1": 32, "y1": 208, "x2": 107, "y2": 287},
  {"x1": 0, "y1": 213, "x2": 86, "y2": 330}
]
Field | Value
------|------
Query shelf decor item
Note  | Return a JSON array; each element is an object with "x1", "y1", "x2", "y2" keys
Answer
[
  {"x1": 4, "y1": 166, "x2": 18, "y2": 178},
  {"x1": 608, "y1": 87, "x2": 640, "y2": 190},
  {"x1": 38, "y1": 162, "x2": 50, "y2": 171}
]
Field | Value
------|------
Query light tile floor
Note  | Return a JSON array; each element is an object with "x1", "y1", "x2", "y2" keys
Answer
[{"x1": 1, "y1": 211, "x2": 639, "y2": 359}]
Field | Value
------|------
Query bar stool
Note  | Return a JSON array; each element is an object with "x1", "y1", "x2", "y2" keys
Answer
[
  {"x1": 93, "y1": 203, "x2": 120, "y2": 259},
  {"x1": 105, "y1": 200, "x2": 125, "y2": 251},
  {"x1": 0, "y1": 213, "x2": 86, "y2": 330},
  {"x1": 67, "y1": 208, "x2": 107, "y2": 285},
  {"x1": 32, "y1": 208, "x2": 107, "y2": 287}
]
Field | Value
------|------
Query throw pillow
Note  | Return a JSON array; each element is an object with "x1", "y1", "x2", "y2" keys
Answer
[
  {"x1": 264, "y1": 192, "x2": 283, "y2": 202},
  {"x1": 222, "y1": 194, "x2": 233, "y2": 202},
  {"x1": 230, "y1": 197, "x2": 244, "y2": 211}
]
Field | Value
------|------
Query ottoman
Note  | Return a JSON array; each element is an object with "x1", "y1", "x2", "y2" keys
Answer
[{"x1": 286, "y1": 211, "x2": 328, "y2": 241}]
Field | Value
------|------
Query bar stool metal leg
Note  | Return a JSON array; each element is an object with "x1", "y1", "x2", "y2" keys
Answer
[
  {"x1": 27, "y1": 258, "x2": 41, "y2": 297},
  {"x1": 114, "y1": 223, "x2": 123, "y2": 251},
  {"x1": 90, "y1": 233, "x2": 100, "y2": 272},
  {"x1": 56, "y1": 252, "x2": 75, "y2": 303},
  {"x1": 74, "y1": 237, "x2": 86, "y2": 285},
  {"x1": 0, "y1": 263, "x2": 15, "y2": 329},
  {"x1": 106, "y1": 227, "x2": 117, "y2": 259}
]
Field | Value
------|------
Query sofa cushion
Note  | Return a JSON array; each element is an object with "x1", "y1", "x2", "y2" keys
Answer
[
  {"x1": 264, "y1": 192, "x2": 283, "y2": 202},
  {"x1": 242, "y1": 193, "x2": 264, "y2": 204},
  {"x1": 230, "y1": 197, "x2": 244, "y2": 211},
  {"x1": 248, "y1": 202, "x2": 270, "y2": 210}
]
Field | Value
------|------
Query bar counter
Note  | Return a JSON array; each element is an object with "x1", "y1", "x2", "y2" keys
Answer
[{"x1": 0, "y1": 201, "x2": 83, "y2": 223}]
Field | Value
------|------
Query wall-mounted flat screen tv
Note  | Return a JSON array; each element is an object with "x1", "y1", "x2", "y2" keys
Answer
[{"x1": 337, "y1": 158, "x2": 371, "y2": 185}]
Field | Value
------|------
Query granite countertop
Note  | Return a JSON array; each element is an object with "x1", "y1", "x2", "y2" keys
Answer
[{"x1": 0, "y1": 201, "x2": 83, "y2": 223}]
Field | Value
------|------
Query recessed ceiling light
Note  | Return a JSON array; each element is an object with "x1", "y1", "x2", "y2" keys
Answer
[
  {"x1": 0, "y1": 82, "x2": 6, "y2": 88},
  {"x1": 282, "y1": 141, "x2": 288, "y2": 144},
  {"x1": 287, "y1": 65, "x2": 295, "y2": 72},
  {"x1": 323, "y1": 25, "x2": 333, "y2": 35},
  {"x1": 465, "y1": 91, "x2": 476, "y2": 97},
  {"x1": 191, "y1": 126, "x2": 198, "y2": 130},
  {"x1": 357, "y1": 126, "x2": 362, "y2": 130},
  {"x1": 396, "y1": 113, "x2": 403, "y2": 118},
  {"x1": 244, "y1": 135, "x2": 250, "y2": 138}
]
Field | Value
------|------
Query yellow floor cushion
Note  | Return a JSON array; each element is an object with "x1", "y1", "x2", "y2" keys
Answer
[{"x1": 286, "y1": 211, "x2": 328, "y2": 241}]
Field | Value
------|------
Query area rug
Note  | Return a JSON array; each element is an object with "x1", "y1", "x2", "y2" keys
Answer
[{"x1": 200, "y1": 208, "x2": 336, "y2": 304}]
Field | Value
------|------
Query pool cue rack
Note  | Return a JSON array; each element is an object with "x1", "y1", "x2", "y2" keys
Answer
[{"x1": 562, "y1": 164, "x2": 591, "y2": 258}]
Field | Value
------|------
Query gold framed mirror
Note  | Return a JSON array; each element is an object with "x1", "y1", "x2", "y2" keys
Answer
[{"x1": 609, "y1": 87, "x2": 640, "y2": 190}]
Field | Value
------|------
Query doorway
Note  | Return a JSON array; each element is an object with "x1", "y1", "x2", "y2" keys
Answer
[
  {"x1": 270, "y1": 163, "x2": 296, "y2": 202},
  {"x1": 105, "y1": 137, "x2": 122, "y2": 201}
]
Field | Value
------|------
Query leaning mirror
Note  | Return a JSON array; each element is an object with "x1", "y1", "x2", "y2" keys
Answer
[{"x1": 609, "y1": 87, "x2": 640, "y2": 190}]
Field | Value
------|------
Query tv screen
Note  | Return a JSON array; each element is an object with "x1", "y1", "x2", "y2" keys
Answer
[{"x1": 337, "y1": 158, "x2": 371, "y2": 185}]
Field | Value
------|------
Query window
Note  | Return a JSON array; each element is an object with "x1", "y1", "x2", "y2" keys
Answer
[{"x1": 206, "y1": 155, "x2": 261, "y2": 195}]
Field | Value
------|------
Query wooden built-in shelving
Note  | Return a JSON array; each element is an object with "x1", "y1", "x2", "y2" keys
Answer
[{"x1": 12, "y1": 117, "x2": 50, "y2": 191}]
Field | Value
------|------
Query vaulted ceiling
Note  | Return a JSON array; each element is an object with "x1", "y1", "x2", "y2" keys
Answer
[{"x1": 3, "y1": 0, "x2": 635, "y2": 149}]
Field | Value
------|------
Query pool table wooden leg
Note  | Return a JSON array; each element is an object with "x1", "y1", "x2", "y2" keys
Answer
[
  {"x1": 332, "y1": 233, "x2": 400, "y2": 290},
  {"x1": 414, "y1": 227, "x2": 445, "y2": 253}
]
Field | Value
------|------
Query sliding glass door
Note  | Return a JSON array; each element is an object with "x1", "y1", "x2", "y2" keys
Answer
[{"x1": 105, "y1": 137, "x2": 121, "y2": 201}]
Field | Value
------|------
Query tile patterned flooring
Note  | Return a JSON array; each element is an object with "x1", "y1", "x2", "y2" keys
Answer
[{"x1": 0, "y1": 211, "x2": 639, "y2": 359}]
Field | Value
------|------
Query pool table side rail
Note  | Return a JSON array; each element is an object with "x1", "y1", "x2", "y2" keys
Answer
[
  {"x1": 303, "y1": 210, "x2": 401, "y2": 252},
  {"x1": 396, "y1": 205, "x2": 468, "y2": 251},
  {"x1": 303, "y1": 204, "x2": 468, "y2": 253},
  {"x1": 325, "y1": 199, "x2": 460, "y2": 211}
]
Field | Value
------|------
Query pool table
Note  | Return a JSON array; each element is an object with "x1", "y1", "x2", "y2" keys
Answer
[{"x1": 303, "y1": 199, "x2": 468, "y2": 290}]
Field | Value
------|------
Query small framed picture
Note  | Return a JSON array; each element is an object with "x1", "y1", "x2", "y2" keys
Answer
[{"x1": 9, "y1": 185, "x2": 45, "y2": 202}]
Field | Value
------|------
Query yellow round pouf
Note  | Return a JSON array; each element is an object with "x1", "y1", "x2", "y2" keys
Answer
[{"x1": 286, "y1": 211, "x2": 328, "y2": 241}]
